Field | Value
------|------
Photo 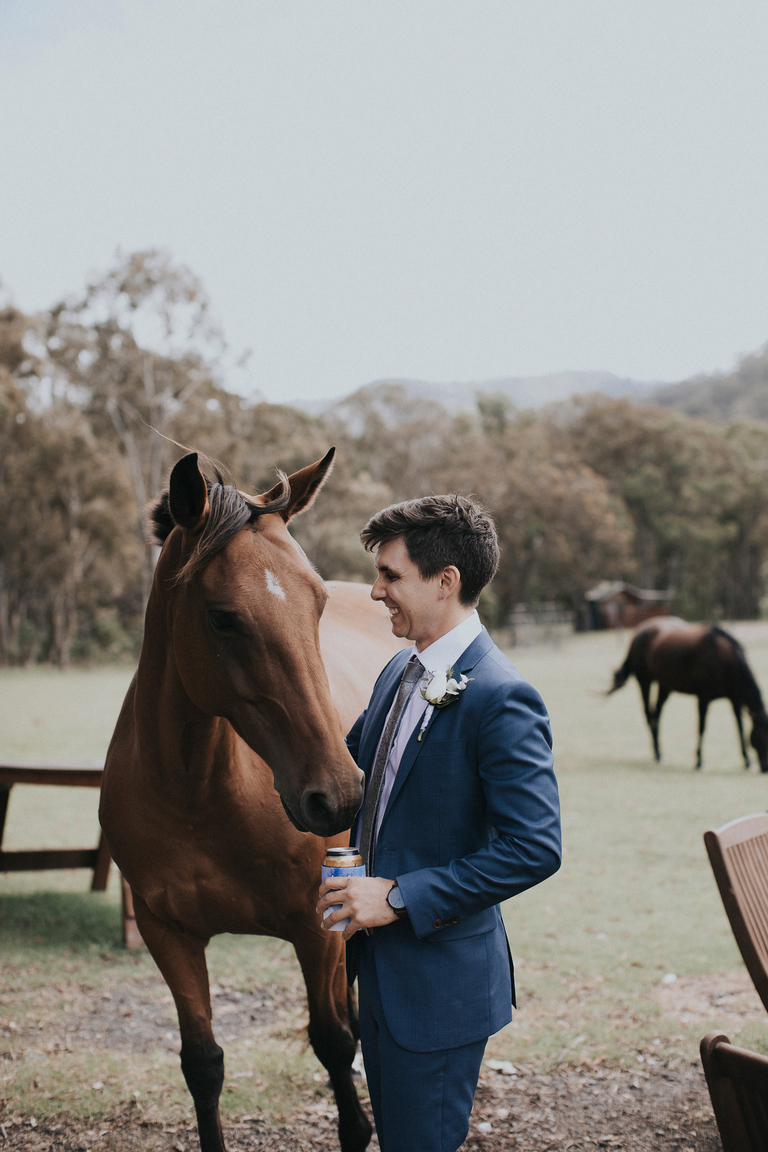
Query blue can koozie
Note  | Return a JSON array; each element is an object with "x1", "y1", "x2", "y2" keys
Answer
[{"x1": 321, "y1": 848, "x2": 366, "y2": 931}]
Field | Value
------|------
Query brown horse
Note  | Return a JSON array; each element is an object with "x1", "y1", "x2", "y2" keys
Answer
[
  {"x1": 100, "y1": 450, "x2": 403, "y2": 1152},
  {"x1": 608, "y1": 616, "x2": 768, "y2": 771}
]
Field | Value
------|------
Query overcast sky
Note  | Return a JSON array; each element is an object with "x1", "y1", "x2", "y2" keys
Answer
[{"x1": 2, "y1": 0, "x2": 768, "y2": 404}]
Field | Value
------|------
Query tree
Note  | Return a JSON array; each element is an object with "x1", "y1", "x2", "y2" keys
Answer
[
  {"x1": 41, "y1": 249, "x2": 225, "y2": 606},
  {"x1": 324, "y1": 386, "x2": 634, "y2": 618},
  {"x1": 551, "y1": 395, "x2": 768, "y2": 619},
  {"x1": 654, "y1": 341, "x2": 768, "y2": 423},
  {"x1": 457, "y1": 401, "x2": 634, "y2": 616}
]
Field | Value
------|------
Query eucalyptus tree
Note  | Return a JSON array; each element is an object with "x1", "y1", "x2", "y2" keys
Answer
[
  {"x1": 40, "y1": 249, "x2": 225, "y2": 606},
  {"x1": 551, "y1": 395, "x2": 768, "y2": 620}
]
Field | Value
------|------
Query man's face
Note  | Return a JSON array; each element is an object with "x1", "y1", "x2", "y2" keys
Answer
[{"x1": 370, "y1": 537, "x2": 443, "y2": 649}]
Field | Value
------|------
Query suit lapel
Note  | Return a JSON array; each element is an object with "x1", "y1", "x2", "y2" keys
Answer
[
  {"x1": 379, "y1": 628, "x2": 494, "y2": 820},
  {"x1": 456, "y1": 628, "x2": 493, "y2": 675}
]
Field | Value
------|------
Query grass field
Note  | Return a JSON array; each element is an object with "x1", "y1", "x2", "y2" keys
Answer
[{"x1": 1, "y1": 627, "x2": 767, "y2": 1128}]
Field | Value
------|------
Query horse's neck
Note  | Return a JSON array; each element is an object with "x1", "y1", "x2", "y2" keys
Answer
[{"x1": 744, "y1": 682, "x2": 766, "y2": 718}]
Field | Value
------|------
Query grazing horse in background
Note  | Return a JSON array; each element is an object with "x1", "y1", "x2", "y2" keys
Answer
[
  {"x1": 100, "y1": 449, "x2": 403, "y2": 1152},
  {"x1": 608, "y1": 616, "x2": 768, "y2": 771}
]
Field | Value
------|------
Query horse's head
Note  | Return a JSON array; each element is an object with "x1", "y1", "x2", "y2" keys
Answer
[
  {"x1": 750, "y1": 713, "x2": 768, "y2": 774},
  {"x1": 147, "y1": 449, "x2": 365, "y2": 836}
]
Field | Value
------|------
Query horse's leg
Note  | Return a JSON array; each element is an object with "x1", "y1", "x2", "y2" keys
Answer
[
  {"x1": 639, "y1": 679, "x2": 659, "y2": 760},
  {"x1": 696, "y1": 697, "x2": 710, "y2": 770},
  {"x1": 653, "y1": 685, "x2": 671, "y2": 763},
  {"x1": 292, "y1": 924, "x2": 372, "y2": 1152},
  {"x1": 132, "y1": 892, "x2": 226, "y2": 1152},
  {"x1": 730, "y1": 699, "x2": 751, "y2": 769}
]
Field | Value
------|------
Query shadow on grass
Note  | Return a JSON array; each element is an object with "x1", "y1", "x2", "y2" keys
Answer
[
  {"x1": 0, "y1": 889, "x2": 122, "y2": 949},
  {"x1": 584, "y1": 755, "x2": 754, "y2": 777}
]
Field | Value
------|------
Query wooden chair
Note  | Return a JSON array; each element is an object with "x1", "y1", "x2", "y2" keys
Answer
[
  {"x1": 700, "y1": 1032, "x2": 768, "y2": 1152},
  {"x1": 704, "y1": 813, "x2": 768, "y2": 1013}
]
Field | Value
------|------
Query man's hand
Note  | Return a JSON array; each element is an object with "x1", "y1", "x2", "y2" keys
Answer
[{"x1": 316, "y1": 876, "x2": 398, "y2": 941}]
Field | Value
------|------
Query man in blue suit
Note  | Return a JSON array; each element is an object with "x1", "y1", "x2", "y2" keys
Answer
[{"x1": 317, "y1": 494, "x2": 561, "y2": 1152}]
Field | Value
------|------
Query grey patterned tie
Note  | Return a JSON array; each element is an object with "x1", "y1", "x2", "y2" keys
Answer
[{"x1": 358, "y1": 656, "x2": 424, "y2": 876}]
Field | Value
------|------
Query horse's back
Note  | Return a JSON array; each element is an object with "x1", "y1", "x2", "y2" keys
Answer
[
  {"x1": 635, "y1": 615, "x2": 693, "y2": 639},
  {"x1": 645, "y1": 618, "x2": 738, "y2": 695},
  {"x1": 635, "y1": 616, "x2": 708, "y2": 658},
  {"x1": 320, "y1": 581, "x2": 407, "y2": 731}
]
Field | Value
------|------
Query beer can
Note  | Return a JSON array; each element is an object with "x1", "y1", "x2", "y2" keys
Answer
[{"x1": 321, "y1": 847, "x2": 365, "y2": 932}]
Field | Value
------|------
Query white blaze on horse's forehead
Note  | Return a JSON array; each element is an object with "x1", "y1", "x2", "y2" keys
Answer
[{"x1": 265, "y1": 569, "x2": 287, "y2": 600}]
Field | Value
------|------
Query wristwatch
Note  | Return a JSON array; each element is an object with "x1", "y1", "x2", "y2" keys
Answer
[{"x1": 386, "y1": 881, "x2": 408, "y2": 919}]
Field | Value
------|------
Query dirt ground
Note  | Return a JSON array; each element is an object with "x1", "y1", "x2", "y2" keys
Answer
[
  {"x1": 0, "y1": 1061, "x2": 720, "y2": 1151},
  {"x1": 0, "y1": 973, "x2": 730, "y2": 1151}
]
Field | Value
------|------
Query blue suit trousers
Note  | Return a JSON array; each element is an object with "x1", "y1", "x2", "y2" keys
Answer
[{"x1": 358, "y1": 934, "x2": 487, "y2": 1152}]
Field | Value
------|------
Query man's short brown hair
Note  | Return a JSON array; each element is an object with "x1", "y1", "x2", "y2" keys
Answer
[{"x1": 360, "y1": 494, "x2": 500, "y2": 606}]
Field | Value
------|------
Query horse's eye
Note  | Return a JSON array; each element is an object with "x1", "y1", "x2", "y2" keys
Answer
[{"x1": 208, "y1": 610, "x2": 240, "y2": 633}]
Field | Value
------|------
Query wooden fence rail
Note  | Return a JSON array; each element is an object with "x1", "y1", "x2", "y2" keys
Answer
[
  {"x1": 0, "y1": 763, "x2": 111, "y2": 890},
  {"x1": 0, "y1": 763, "x2": 141, "y2": 947}
]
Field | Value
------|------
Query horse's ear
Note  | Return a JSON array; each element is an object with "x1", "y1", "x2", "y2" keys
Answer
[
  {"x1": 263, "y1": 447, "x2": 335, "y2": 522},
  {"x1": 169, "y1": 452, "x2": 209, "y2": 531}
]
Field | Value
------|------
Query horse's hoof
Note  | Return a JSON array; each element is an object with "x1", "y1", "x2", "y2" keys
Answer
[{"x1": 339, "y1": 1113, "x2": 373, "y2": 1152}]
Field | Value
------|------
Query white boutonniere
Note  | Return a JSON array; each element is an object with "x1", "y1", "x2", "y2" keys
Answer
[{"x1": 417, "y1": 666, "x2": 473, "y2": 741}]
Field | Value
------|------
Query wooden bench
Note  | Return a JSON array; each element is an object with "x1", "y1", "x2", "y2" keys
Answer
[{"x1": 0, "y1": 763, "x2": 111, "y2": 890}]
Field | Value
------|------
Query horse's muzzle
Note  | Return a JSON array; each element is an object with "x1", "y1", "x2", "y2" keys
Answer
[
  {"x1": 279, "y1": 778, "x2": 363, "y2": 836},
  {"x1": 298, "y1": 787, "x2": 363, "y2": 838}
]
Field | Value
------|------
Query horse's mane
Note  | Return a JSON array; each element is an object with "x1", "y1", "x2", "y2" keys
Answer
[
  {"x1": 710, "y1": 625, "x2": 766, "y2": 715},
  {"x1": 148, "y1": 465, "x2": 291, "y2": 585}
]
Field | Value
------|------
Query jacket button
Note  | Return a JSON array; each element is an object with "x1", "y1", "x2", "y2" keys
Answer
[
  {"x1": 451, "y1": 916, "x2": 460, "y2": 924},
  {"x1": 433, "y1": 919, "x2": 442, "y2": 929},
  {"x1": 442, "y1": 918, "x2": 451, "y2": 927}
]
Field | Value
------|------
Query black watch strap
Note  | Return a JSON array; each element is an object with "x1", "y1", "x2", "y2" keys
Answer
[{"x1": 386, "y1": 881, "x2": 408, "y2": 919}]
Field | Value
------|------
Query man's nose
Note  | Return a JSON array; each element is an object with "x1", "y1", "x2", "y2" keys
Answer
[{"x1": 371, "y1": 577, "x2": 385, "y2": 600}]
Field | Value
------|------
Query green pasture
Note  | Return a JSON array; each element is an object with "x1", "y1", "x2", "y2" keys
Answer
[{"x1": 1, "y1": 627, "x2": 768, "y2": 1125}]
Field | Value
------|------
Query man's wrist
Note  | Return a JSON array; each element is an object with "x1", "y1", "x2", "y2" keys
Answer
[{"x1": 386, "y1": 880, "x2": 408, "y2": 919}]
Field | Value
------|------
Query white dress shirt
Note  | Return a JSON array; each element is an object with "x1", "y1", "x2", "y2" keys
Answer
[{"x1": 370, "y1": 610, "x2": 483, "y2": 843}]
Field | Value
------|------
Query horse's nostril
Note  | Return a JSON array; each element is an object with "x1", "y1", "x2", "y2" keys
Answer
[{"x1": 301, "y1": 790, "x2": 336, "y2": 831}]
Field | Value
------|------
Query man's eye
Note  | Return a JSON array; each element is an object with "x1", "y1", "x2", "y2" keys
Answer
[{"x1": 208, "y1": 610, "x2": 239, "y2": 632}]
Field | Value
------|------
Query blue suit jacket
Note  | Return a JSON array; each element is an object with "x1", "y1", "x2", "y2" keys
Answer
[{"x1": 346, "y1": 628, "x2": 561, "y2": 1053}]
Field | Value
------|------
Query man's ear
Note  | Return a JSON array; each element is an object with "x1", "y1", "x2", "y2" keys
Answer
[
  {"x1": 437, "y1": 565, "x2": 462, "y2": 599},
  {"x1": 262, "y1": 447, "x2": 335, "y2": 522},
  {"x1": 169, "y1": 453, "x2": 209, "y2": 531}
]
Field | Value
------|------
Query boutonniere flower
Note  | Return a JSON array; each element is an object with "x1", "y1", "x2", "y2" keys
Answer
[
  {"x1": 421, "y1": 666, "x2": 471, "y2": 707},
  {"x1": 417, "y1": 666, "x2": 473, "y2": 740}
]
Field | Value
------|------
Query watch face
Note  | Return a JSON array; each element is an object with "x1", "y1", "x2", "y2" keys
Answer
[{"x1": 387, "y1": 885, "x2": 406, "y2": 911}]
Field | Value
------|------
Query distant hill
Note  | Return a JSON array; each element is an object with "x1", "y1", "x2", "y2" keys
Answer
[
  {"x1": 652, "y1": 345, "x2": 768, "y2": 423},
  {"x1": 297, "y1": 370, "x2": 659, "y2": 417}
]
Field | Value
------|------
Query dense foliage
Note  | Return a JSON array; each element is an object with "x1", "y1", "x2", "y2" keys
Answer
[
  {"x1": 2, "y1": 250, "x2": 768, "y2": 666},
  {"x1": 653, "y1": 343, "x2": 768, "y2": 423}
]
